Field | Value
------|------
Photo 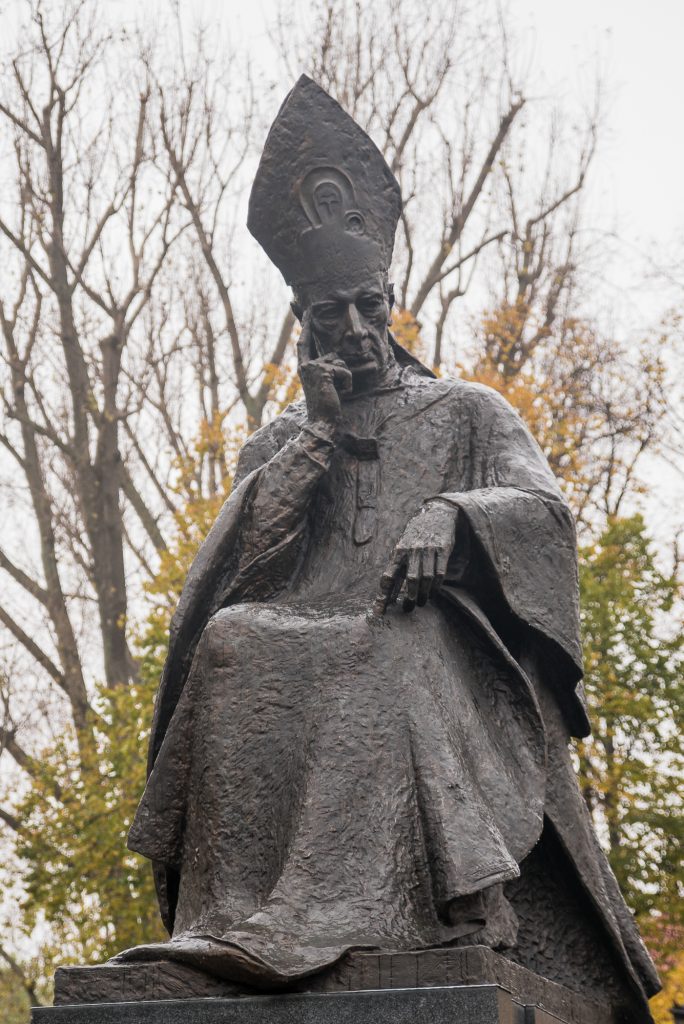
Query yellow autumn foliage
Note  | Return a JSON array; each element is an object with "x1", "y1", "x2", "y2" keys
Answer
[{"x1": 650, "y1": 950, "x2": 684, "y2": 1023}]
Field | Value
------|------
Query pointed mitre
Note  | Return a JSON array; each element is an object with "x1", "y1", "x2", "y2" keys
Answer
[{"x1": 248, "y1": 76, "x2": 402, "y2": 291}]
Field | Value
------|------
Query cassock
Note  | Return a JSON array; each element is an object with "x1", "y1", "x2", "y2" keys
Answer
[
  {"x1": 118, "y1": 75, "x2": 659, "y2": 1023},
  {"x1": 124, "y1": 361, "x2": 658, "y2": 1017}
]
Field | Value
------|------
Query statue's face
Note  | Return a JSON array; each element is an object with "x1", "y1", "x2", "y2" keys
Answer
[{"x1": 306, "y1": 273, "x2": 392, "y2": 380}]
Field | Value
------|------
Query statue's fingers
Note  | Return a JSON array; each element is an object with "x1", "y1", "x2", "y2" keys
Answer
[
  {"x1": 389, "y1": 565, "x2": 406, "y2": 605},
  {"x1": 404, "y1": 548, "x2": 422, "y2": 608},
  {"x1": 417, "y1": 547, "x2": 436, "y2": 606},
  {"x1": 296, "y1": 310, "x2": 313, "y2": 368},
  {"x1": 320, "y1": 355, "x2": 351, "y2": 373},
  {"x1": 379, "y1": 551, "x2": 405, "y2": 593},
  {"x1": 373, "y1": 551, "x2": 406, "y2": 615},
  {"x1": 434, "y1": 547, "x2": 450, "y2": 586},
  {"x1": 331, "y1": 361, "x2": 353, "y2": 394}
]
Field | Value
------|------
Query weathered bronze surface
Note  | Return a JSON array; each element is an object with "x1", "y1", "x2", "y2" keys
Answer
[{"x1": 111, "y1": 77, "x2": 659, "y2": 1023}]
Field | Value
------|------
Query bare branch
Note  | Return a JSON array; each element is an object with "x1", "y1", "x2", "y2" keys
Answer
[
  {"x1": 120, "y1": 466, "x2": 167, "y2": 552},
  {"x1": 0, "y1": 548, "x2": 49, "y2": 606},
  {"x1": 411, "y1": 97, "x2": 525, "y2": 316},
  {"x1": 0, "y1": 604, "x2": 67, "y2": 692},
  {"x1": 0, "y1": 941, "x2": 41, "y2": 1004},
  {"x1": 0, "y1": 725, "x2": 39, "y2": 777},
  {"x1": 0, "y1": 808, "x2": 22, "y2": 833}
]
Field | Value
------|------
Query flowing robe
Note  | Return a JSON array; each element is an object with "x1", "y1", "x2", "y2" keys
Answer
[{"x1": 125, "y1": 368, "x2": 658, "y2": 1009}]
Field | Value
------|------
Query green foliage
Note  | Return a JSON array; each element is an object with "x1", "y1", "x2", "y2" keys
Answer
[
  {"x1": 0, "y1": 969, "x2": 31, "y2": 1023},
  {"x1": 649, "y1": 943, "x2": 684, "y2": 1024},
  {"x1": 15, "y1": 675, "x2": 166, "y2": 963},
  {"x1": 577, "y1": 515, "x2": 684, "y2": 923},
  {"x1": 11, "y1": 422, "x2": 240, "y2": 972}
]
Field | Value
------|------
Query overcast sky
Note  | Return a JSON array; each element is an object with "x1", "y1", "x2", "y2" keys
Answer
[
  {"x1": 512, "y1": 0, "x2": 684, "y2": 537},
  {"x1": 219, "y1": 0, "x2": 684, "y2": 270},
  {"x1": 6, "y1": 0, "x2": 681, "y2": 312},
  {"x1": 517, "y1": 0, "x2": 683, "y2": 251}
]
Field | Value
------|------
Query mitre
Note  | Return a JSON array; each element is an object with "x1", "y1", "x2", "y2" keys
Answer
[{"x1": 247, "y1": 75, "x2": 402, "y2": 290}]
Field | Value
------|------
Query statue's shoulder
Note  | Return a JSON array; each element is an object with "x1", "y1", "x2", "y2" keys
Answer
[
  {"x1": 233, "y1": 400, "x2": 307, "y2": 486},
  {"x1": 401, "y1": 370, "x2": 518, "y2": 421}
]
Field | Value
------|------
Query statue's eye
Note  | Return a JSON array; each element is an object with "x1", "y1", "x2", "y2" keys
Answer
[
  {"x1": 358, "y1": 295, "x2": 384, "y2": 315},
  {"x1": 314, "y1": 303, "x2": 343, "y2": 322}
]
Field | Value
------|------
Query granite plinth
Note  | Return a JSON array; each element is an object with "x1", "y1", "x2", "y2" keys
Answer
[
  {"x1": 50, "y1": 948, "x2": 614, "y2": 1024},
  {"x1": 34, "y1": 984, "x2": 562, "y2": 1023}
]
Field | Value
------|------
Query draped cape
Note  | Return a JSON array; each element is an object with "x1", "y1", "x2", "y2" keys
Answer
[{"x1": 131, "y1": 367, "x2": 658, "y2": 1007}]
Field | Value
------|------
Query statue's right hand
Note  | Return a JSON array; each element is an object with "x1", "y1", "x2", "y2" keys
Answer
[
  {"x1": 297, "y1": 312, "x2": 352, "y2": 430},
  {"x1": 373, "y1": 500, "x2": 459, "y2": 615}
]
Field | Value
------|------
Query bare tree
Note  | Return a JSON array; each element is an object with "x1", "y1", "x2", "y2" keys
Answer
[
  {"x1": 1, "y1": 0, "x2": 673, "y2": 987},
  {"x1": 0, "y1": 1, "x2": 183, "y2": 766}
]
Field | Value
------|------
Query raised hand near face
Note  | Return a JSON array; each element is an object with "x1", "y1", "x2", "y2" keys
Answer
[
  {"x1": 297, "y1": 310, "x2": 353, "y2": 433},
  {"x1": 374, "y1": 500, "x2": 459, "y2": 615}
]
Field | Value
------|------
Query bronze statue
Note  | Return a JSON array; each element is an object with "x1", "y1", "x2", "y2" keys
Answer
[{"x1": 115, "y1": 77, "x2": 658, "y2": 1020}]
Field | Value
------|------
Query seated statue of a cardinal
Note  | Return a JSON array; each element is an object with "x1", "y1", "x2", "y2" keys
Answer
[{"x1": 115, "y1": 76, "x2": 659, "y2": 1023}]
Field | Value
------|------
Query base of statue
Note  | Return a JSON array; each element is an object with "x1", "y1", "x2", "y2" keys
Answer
[
  {"x1": 34, "y1": 984, "x2": 607, "y2": 1024},
  {"x1": 34, "y1": 946, "x2": 627, "y2": 1024}
]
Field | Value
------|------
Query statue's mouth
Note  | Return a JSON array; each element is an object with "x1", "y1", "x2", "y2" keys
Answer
[{"x1": 343, "y1": 347, "x2": 376, "y2": 368}]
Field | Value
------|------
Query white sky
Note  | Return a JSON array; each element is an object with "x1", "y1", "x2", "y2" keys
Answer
[
  {"x1": 102, "y1": 0, "x2": 684, "y2": 305},
  {"x1": 5, "y1": 0, "x2": 680, "y2": 295},
  {"x1": 4, "y1": 0, "x2": 684, "y2": 503},
  {"x1": 516, "y1": 0, "x2": 684, "y2": 252},
  {"x1": 221, "y1": 0, "x2": 684, "y2": 255},
  {"x1": 513, "y1": 0, "x2": 684, "y2": 544}
]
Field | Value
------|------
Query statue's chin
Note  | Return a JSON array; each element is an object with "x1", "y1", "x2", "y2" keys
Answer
[
  {"x1": 346, "y1": 345, "x2": 395, "y2": 393},
  {"x1": 347, "y1": 364, "x2": 380, "y2": 395}
]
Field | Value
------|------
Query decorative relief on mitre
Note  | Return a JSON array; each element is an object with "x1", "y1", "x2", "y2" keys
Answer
[
  {"x1": 247, "y1": 76, "x2": 402, "y2": 289},
  {"x1": 299, "y1": 167, "x2": 367, "y2": 238}
]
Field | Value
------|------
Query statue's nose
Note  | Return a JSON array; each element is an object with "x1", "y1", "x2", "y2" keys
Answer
[{"x1": 345, "y1": 303, "x2": 364, "y2": 339}]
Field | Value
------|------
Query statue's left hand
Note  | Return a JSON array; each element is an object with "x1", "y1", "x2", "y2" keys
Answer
[{"x1": 374, "y1": 500, "x2": 459, "y2": 614}]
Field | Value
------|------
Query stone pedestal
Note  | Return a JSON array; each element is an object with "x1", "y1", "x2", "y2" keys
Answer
[
  {"x1": 36, "y1": 947, "x2": 619, "y2": 1024},
  {"x1": 33, "y1": 983, "x2": 589, "y2": 1024}
]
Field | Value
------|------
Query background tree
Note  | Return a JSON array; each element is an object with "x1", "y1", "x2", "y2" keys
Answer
[
  {"x1": 577, "y1": 516, "x2": 683, "y2": 919},
  {"x1": 649, "y1": 948, "x2": 684, "y2": 1024},
  {"x1": 461, "y1": 307, "x2": 670, "y2": 525},
  {"x1": 0, "y1": 0, "x2": 680, "y2": 1016}
]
